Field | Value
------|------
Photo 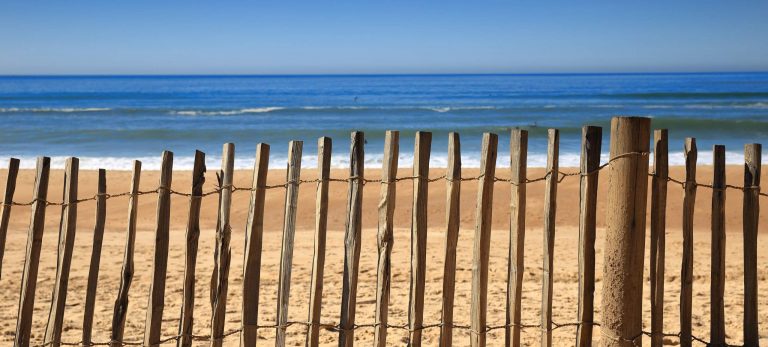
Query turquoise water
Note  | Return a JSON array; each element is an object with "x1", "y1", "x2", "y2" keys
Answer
[{"x1": 0, "y1": 73, "x2": 766, "y2": 169}]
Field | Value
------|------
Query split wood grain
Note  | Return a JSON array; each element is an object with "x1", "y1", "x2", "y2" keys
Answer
[
  {"x1": 241, "y1": 144, "x2": 270, "y2": 346},
  {"x1": 14, "y1": 157, "x2": 51, "y2": 347},
  {"x1": 307, "y1": 137, "x2": 332, "y2": 347},
  {"x1": 338, "y1": 133, "x2": 363, "y2": 347},
  {"x1": 469, "y1": 133, "x2": 498, "y2": 347},
  {"x1": 276, "y1": 141, "x2": 303, "y2": 347},
  {"x1": 373, "y1": 131, "x2": 398, "y2": 347}
]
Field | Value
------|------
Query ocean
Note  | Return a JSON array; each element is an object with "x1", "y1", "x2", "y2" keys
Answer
[{"x1": 0, "y1": 73, "x2": 766, "y2": 170}]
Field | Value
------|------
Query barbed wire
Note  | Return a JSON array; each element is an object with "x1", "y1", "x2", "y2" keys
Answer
[{"x1": 21, "y1": 320, "x2": 739, "y2": 346}]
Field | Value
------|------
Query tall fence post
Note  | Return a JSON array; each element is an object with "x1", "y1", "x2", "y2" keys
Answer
[
  {"x1": 14, "y1": 157, "x2": 51, "y2": 347},
  {"x1": 307, "y1": 137, "x2": 332, "y2": 347},
  {"x1": 440, "y1": 132, "x2": 460, "y2": 347},
  {"x1": 83, "y1": 169, "x2": 107, "y2": 346},
  {"x1": 0, "y1": 157, "x2": 20, "y2": 281},
  {"x1": 649, "y1": 129, "x2": 668, "y2": 347},
  {"x1": 407, "y1": 131, "x2": 431, "y2": 347},
  {"x1": 178, "y1": 151, "x2": 206, "y2": 347},
  {"x1": 743, "y1": 143, "x2": 761, "y2": 346},
  {"x1": 601, "y1": 116, "x2": 650, "y2": 347},
  {"x1": 374, "y1": 131, "x2": 398, "y2": 347},
  {"x1": 680, "y1": 138, "x2": 697, "y2": 347},
  {"x1": 576, "y1": 126, "x2": 601, "y2": 347},
  {"x1": 339, "y1": 132, "x2": 364, "y2": 347},
  {"x1": 110, "y1": 160, "x2": 141, "y2": 347},
  {"x1": 144, "y1": 151, "x2": 173, "y2": 347},
  {"x1": 506, "y1": 129, "x2": 527, "y2": 347},
  {"x1": 540, "y1": 129, "x2": 559, "y2": 347},
  {"x1": 469, "y1": 133, "x2": 498, "y2": 347},
  {"x1": 276, "y1": 141, "x2": 303, "y2": 347},
  {"x1": 710, "y1": 145, "x2": 726, "y2": 347},
  {"x1": 241, "y1": 144, "x2": 270, "y2": 346},
  {"x1": 211, "y1": 144, "x2": 235, "y2": 347}
]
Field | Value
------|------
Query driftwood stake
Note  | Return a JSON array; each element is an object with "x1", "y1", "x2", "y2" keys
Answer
[
  {"x1": 469, "y1": 133, "x2": 498, "y2": 347},
  {"x1": 680, "y1": 137, "x2": 697, "y2": 347},
  {"x1": 373, "y1": 131, "x2": 398, "y2": 347},
  {"x1": 743, "y1": 143, "x2": 761, "y2": 345},
  {"x1": 83, "y1": 169, "x2": 107, "y2": 346},
  {"x1": 110, "y1": 160, "x2": 141, "y2": 347},
  {"x1": 0, "y1": 158, "x2": 20, "y2": 280},
  {"x1": 649, "y1": 129, "x2": 668, "y2": 347},
  {"x1": 439, "y1": 132, "x2": 460, "y2": 347},
  {"x1": 338, "y1": 132, "x2": 363, "y2": 347},
  {"x1": 211, "y1": 144, "x2": 235, "y2": 347},
  {"x1": 44, "y1": 157, "x2": 79, "y2": 347},
  {"x1": 241, "y1": 144, "x2": 270, "y2": 346},
  {"x1": 710, "y1": 145, "x2": 726, "y2": 346},
  {"x1": 540, "y1": 129, "x2": 559, "y2": 347},
  {"x1": 276, "y1": 141, "x2": 303, "y2": 347},
  {"x1": 144, "y1": 151, "x2": 173, "y2": 347},
  {"x1": 506, "y1": 129, "x2": 527, "y2": 347},
  {"x1": 576, "y1": 126, "x2": 601, "y2": 347},
  {"x1": 178, "y1": 151, "x2": 206, "y2": 347},
  {"x1": 307, "y1": 137, "x2": 332, "y2": 347},
  {"x1": 407, "y1": 131, "x2": 431, "y2": 347},
  {"x1": 14, "y1": 157, "x2": 51, "y2": 347}
]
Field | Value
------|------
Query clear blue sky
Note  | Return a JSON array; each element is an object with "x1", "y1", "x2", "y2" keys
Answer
[{"x1": 1, "y1": 1, "x2": 767, "y2": 75}]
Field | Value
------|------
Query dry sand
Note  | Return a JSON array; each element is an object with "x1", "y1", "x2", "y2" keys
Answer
[{"x1": 0, "y1": 165, "x2": 766, "y2": 346}]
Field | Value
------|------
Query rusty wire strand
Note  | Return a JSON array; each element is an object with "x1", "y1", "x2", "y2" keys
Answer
[
  {"x1": 2, "y1": 150, "x2": 764, "y2": 207},
  {"x1": 25, "y1": 320, "x2": 734, "y2": 347}
]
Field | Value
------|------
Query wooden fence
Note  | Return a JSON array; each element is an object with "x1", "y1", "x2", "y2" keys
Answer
[{"x1": 0, "y1": 116, "x2": 763, "y2": 347}]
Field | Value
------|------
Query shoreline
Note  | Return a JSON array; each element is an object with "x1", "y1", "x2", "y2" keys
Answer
[{"x1": 4, "y1": 151, "x2": 767, "y2": 171}]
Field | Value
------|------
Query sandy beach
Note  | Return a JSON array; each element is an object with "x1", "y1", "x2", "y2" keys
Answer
[{"x1": 0, "y1": 165, "x2": 766, "y2": 346}]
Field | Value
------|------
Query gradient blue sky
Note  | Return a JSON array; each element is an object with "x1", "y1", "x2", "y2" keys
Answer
[{"x1": 1, "y1": 1, "x2": 767, "y2": 75}]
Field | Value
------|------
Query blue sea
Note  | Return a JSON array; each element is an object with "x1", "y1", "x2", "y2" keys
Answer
[{"x1": 0, "y1": 73, "x2": 766, "y2": 170}]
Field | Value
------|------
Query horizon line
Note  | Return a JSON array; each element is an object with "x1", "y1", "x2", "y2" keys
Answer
[{"x1": 1, "y1": 70, "x2": 768, "y2": 78}]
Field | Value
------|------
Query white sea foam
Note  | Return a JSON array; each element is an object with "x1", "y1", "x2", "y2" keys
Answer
[
  {"x1": 171, "y1": 107, "x2": 285, "y2": 116},
  {"x1": 6, "y1": 150, "x2": 765, "y2": 171}
]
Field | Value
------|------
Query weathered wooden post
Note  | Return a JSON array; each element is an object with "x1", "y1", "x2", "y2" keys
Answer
[
  {"x1": 110, "y1": 160, "x2": 141, "y2": 347},
  {"x1": 710, "y1": 145, "x2": 726, "y2": 347},
  {"x1": 144, "y1": 151, "x2": 173, "y2": 347},
  {"x1": 241, "y1": 144, "x2": 270, "y2": 346},
  {"x1": 178, "y1": 151, "x2": 205, "y2": 347},
  {"x1": 680, "y1": 138, "x2": 697, "y2": 347},
  {"x1": 276, "y1": 141, "x2": 303, "y2": 347},
  {"x1": 44, "y1": 157, "x2": 79, "y2": 347},
  {"x1": 439, "y1": 132, "x2": 460, "y2": 347},
  {"x1": 0, "y1": 158, "x2": 20, "y2": 281},
  {"x1": 601, "y1": 116, "x2": 650, "y2": 347},
  {"x1": 407, "y1": 131, "x2": 431, "y2": 347},
  {"x1": 14, "y1": 157, "x2": 50, "y2": 347},
  {"x1": 469, "y1": 133, "x2": 498, "y2": 347},
  {"x1": 339, "y1": 132, "x2": 363, "y2": 347},
  {"x1": 743, "y1": 143, "x2": 761, "y2": 346},
  {"x1": 211, "y1": 144, "x2": 235, "y2": 347},
  {"x1": 374, "y1": 131, "x2": 398, "y2": 347},
  {"x1": 83, "y1": 169, "x2": 107, "y2": 346},
  {"x1": 649, "y1": 129, "x2": 668, "y2": 347},
  {"x1": 307, "y1": 137, "x2": 332, "y2": 347},
  {"x1": 540, "y1": 129, "x2": 559, "y2": 347},
  {"x1": 576, "y1": 126, "x2": 602, "y2": 347},
  {"x1": 506, "y1": 129, "x2": 527, "y2": 347}
]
